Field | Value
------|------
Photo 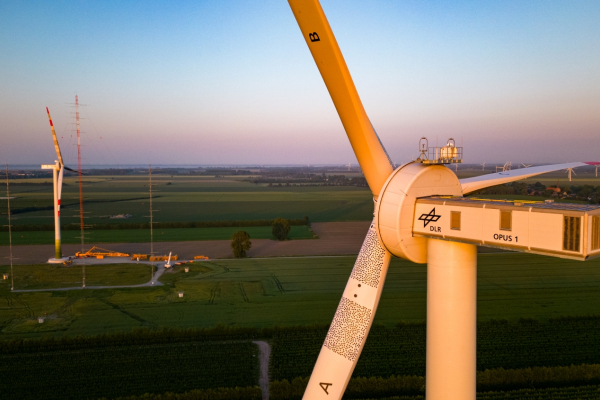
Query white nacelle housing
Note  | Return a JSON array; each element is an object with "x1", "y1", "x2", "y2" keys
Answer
[
  {"x1": 413, "y1": 197, "x2": 600, "y2": 261},
  {"x1": 375, "y1": 163, "x2": 463, "y2": 263}
]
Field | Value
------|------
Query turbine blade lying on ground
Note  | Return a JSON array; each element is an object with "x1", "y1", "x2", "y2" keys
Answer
[
  {"x1": 302, "y1": 221, "x2": 392, "y2": 400},
  {"x1": 460, "y1": 162, "x2": 599, "y2": 195},
  {"x1": 288, "y1": 0, "x2": 393, "y2": 196}
]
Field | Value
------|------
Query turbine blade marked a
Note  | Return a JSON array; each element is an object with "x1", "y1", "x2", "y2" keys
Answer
[
  {"x1": 460, "y1": 162, "x2": 596, "y2": 194},
  {"x1": 302, "y1": 221, "x2": 391, "y2": 400},
  {"x1": 46, "y1": 107, "x2": 64, "y2": 166},
  {"x1": 288, "y1": 0, "x2": 394, "y2": 196}
]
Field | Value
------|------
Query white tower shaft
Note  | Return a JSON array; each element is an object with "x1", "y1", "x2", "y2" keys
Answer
[
  {"x1": 52, "y1": 164, "x2": 62, "y2": 259},
  {"x1": 427, "y1": 239, "x2": 477, "y2": 400}
]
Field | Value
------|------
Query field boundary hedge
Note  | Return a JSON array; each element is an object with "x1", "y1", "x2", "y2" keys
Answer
[
  {"x1": 269, "y1": 364, "x2": 600, "y2": 399},
  {"x1": 1, "y1": 218, "x2": 309, "y2": 232},
  {"x1": 98, "y1": 386, "x2": 263, "y2": 400}
]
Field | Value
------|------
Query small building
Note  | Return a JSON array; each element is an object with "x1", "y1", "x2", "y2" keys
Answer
[
  {"x1": 178, "y1": 292, "x2": 184, "y2": 298},
  {"x1": 184, "y1": 267, "x2": 190, "y2": 273},
  {"x1": 38, "y1": 317, "x2": 44, "y2": 324},
  {"x1": 2, "y1": 274, "x2": 8, "y2": 280}
]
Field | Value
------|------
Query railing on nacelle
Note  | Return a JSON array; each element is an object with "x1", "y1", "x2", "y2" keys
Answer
[{"x1": 417, "y1": 146, "x2": 463, "y2": 165}]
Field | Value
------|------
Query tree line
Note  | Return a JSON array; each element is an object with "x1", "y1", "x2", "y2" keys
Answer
[
  {"x1": 473, "y1": 182, "x2": 600, "y2": 203},
  {"x1": 0, "y1": 218, "x2": 309, "y2": 232}
]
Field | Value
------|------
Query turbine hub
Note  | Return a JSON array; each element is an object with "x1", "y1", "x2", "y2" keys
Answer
[{"x1": 375, "y1": 162, "x2": 463, "y2": 263}]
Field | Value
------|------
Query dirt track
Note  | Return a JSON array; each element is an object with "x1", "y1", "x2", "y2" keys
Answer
[{"x1": 0, "y1": 222, "x2": 372, "y2": 265}]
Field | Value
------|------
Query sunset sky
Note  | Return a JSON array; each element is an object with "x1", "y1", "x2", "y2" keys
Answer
[{"x1": 1, "y1": 0, "x2": 599, "y2": 166}]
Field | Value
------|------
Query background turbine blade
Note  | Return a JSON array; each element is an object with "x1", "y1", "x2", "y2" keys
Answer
[
  {"x1": 302, "y1": 221, "x2": 392, "y2": 399},
  {"x1": 46, "y1": 107, "x2": 64, "y2": 167},
  {"x1": 288, "y1": 0, "x2": 394, "y2": 196},
  {"x1": 460, "y1": 162, "x2": 598, "y2": 194}
]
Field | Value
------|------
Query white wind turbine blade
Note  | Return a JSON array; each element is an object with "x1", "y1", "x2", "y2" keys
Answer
[
  {"x1": 302, "y1": 222, "x2": 391, "y2": 399},
  {"x1": 46, "y1": 107, "x2": 65, "y2": 205},
  {"x1": 46, "y1": 107, "x2": 64, "y2": 167},
  {"x1": 460, "y1": 162, "x2": 599, "y2": 195},
  {"x1": 287, "y1": 1, "x2": 395, "y2": 398},
  {"x1": 288, "y1": 0, "x2": 393, "y2": 197}
]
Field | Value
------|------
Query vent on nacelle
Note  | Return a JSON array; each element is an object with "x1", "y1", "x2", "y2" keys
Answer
[
  {"x1": 592, "y1": 216, "x2": 600, "y2": 251},
  {"x1": 563, "y1": 216, "x2": 581, "y2": 252}
]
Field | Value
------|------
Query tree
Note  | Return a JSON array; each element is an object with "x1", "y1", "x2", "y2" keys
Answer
[
  {"x1": 272, "y1": 218, "x2": 291, "y2": 241},
  {"x1": 231, "y1": 231, "x2": 251, "y2": 258}
]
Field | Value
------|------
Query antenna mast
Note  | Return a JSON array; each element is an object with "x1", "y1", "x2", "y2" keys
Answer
[
  {"x1": 5, "y1": 165, "x2": 14, "y2": 291},
  {"x1": 149, "y1": 164, "x2": 153, "y2": 257},
  {"x1": 76, "y1": 95, "x2": 84, "y2": 251},
  {"x1": 75, "y1": 95, "x2": 86, "y2": 287}
]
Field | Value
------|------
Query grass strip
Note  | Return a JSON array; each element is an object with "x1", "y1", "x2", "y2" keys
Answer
[{"x1": 0, "y1": 225, "x2": 314, "y2": 245}]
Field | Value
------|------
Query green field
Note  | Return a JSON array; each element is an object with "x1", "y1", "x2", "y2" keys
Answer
[
  {"x1": 2, "y1": 170, "x2": 598, "y2": 234},
  {"x1": 11, "y1": 263, "x2": 151, "y2": 290},
  {"x1": 0, "y1": 225, "x2": 314, "y2": 246},
  {"x1": 1, "y1": 253, "x2": 600, "y2": 339},
  {"x1": 1, "y1": 176, "x2": 373, "y2": 227},
  {"x1": 0, "y1": 338, "x2": 259, "y2": 400}
]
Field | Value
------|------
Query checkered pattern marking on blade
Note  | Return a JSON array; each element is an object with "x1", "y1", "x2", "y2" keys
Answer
[
  {"x1": 323, "y1": 297, "x2": 372, "y2": 361},
  {"x1": 350, "y1": 228, "x2": 386, "y2": 288}
]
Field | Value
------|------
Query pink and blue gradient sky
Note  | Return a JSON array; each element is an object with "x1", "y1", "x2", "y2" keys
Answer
[{"x1": 0, "y1": 0, "x2": 599, "y2": 166}]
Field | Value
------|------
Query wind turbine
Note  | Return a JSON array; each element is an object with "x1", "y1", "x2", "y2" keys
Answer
[
  {"x1": 481, "y1": 162, "x2": 485, "y2": 171},
  {"x1": 42, "y1": 108, "x2": 77, "y2": 263},
  {"x1": 522, "y1": 163, "x2": 533, "y2": 168},
  {"x1": 566, "y1": 167, "x2": 576, "y2": 182},
  {"x1": 287, "y1": 1, "x2": 600, "y2": 399}
]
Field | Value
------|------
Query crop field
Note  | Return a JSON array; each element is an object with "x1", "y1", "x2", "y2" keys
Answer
[
  {"x1": 0, "y1": 338, "x2": 259, "y2": 400},
  {"x1": 0, "y1": 225, "x2": 313, "y2": 246},
  {"x1": 1, "y1": 175, "x2": 373, "y2": 227},
  {"x1": 270, "y1": 317, "x2": 600, "y2": 380},
  {"x1": 5, "y1": 169, "x2": 597, "y2": 228},
  {"x1": 1, "y1": 253, "x2": 599, "y2": 339},
  {"x1": 11, "y1": 263, "x2": 151, "y2": 290}
]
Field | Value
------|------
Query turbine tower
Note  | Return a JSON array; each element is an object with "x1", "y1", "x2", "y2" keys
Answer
[
  {"x1": 42, "y1": 107, "x2": 76, "y2": 263},
  {"x1": 286, "y1": 1, "x2": 600, "y2": 399},
  {"x1": 566, "y1": 167, "x2": 576, "y2": 182},
  {"x1": 481, "y1": 162, "x2": 485, "y2": 171}
]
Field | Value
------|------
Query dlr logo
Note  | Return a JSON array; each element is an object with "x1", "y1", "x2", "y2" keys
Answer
[{"x1": 430, "y1": 226, "x2": 441, "y2": 232}]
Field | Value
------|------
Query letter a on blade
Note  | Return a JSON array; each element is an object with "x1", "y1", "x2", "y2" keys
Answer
[{"x1": 302, "y1": 222, "x2": 392, "y2": 399}]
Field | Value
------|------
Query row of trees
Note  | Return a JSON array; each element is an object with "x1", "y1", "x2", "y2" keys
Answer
[
  {"x1": 474, "y1": 182, "x2": 600, "y2": 203},
  {"x1": 1, "y1": 218, "x2": 309, "y2": 232},
  {"x1": 269, "y1": 364, "x2": 600, "y2": 399}
]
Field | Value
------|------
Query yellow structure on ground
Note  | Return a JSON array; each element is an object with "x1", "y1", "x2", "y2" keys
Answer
[
  {"x1": 76, "y1": 246, "x2": 130, "y2": 259},
  {"x1": 149, "y1": 255, "x2": 178, "y2": 261}
]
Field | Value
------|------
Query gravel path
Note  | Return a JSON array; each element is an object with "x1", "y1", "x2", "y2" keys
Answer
[{"x1": 253, "y1": 341, "x2": 271, "y2": 400}]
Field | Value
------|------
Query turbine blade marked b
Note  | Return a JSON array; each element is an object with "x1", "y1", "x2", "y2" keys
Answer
[{"x1": 288, "y1": 0, "x2": 394, "y2": 196}]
